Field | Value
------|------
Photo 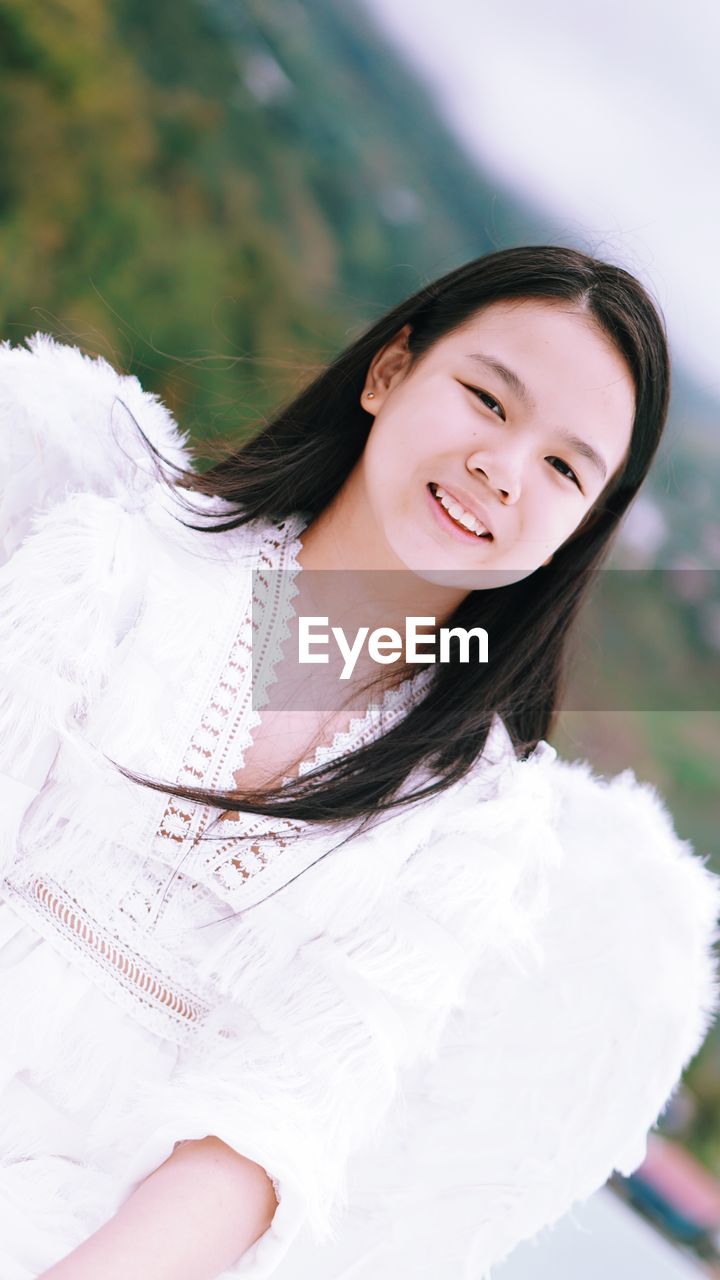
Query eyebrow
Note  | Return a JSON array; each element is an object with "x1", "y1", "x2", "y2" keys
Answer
[{"x1": 463, "y1": 351, "x2": 609, "y2": 482}]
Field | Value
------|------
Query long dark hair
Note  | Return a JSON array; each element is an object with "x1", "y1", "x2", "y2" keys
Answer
[{"x1": 119, "y1": 245, "x2": 670, "y2": 828}]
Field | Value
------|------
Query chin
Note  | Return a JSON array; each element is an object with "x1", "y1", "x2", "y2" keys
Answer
[
  {"x1": 388, "y1": 537, "x2": 539, "y2": 591},
  {"x1": 411, "y1": 564, "x2": 541, "y2": 590}
]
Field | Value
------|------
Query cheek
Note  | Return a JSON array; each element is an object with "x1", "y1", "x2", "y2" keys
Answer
[
  {"x1": 369, "y1": 396, "x2": 440, "y2": 462},
  {"x1": 362, "y1": 436, "x2": 397, "y2": 504},
  {"x1": 542, "y1": 503, "x2": 595, "y2": 557},
  {"x1": 363, "y1": 415, "x2": 416, "y2": 493},
  {"x1": 358, "y1": 439, "x2": 407, "y2": 537}
]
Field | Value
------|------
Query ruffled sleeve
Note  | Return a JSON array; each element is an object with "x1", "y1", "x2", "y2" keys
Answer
[
  {"x1": 238, "y1": 753, "x2": 720, "y2": 1280},
  {"x1": 0, "y1": 333, "x2": 193, "y2": 865}
]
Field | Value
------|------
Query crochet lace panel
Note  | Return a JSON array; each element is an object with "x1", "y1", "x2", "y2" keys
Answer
[{"x1": 148, "y1": 515, "x2": 435, "y2": 928}]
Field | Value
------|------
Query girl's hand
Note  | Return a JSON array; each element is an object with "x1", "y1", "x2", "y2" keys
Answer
[{"x1": 38, "y1": 1135, "x2": 279, "y2": 1280}]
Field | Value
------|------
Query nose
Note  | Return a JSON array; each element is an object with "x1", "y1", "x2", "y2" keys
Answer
[{"x1": 465, "y1": 447, "x2": 522, "y2": 504}]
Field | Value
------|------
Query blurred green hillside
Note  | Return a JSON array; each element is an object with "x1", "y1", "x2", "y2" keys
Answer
[
  {"x1": 0, "y1": 0, "x2": 550, "y2": 431},
  {"x1": 1, "y1": 0, "x2": 719, "y2": 1165}
]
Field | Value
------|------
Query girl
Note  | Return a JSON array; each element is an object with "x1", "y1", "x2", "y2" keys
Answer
[{"x1": 0, "y1": 245, "x2": 718, "y2": 1280}]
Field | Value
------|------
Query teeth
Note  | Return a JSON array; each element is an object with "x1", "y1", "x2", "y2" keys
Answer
[{"x1": 432, "y1": 485, "x2": 490, "y2": 538}]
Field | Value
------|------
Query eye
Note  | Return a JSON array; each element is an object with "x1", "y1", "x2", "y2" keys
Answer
[
  {"x1": 547, "y1": 456, "x2": 581, "y2": 488},
  {"x1": 463, "y1": 384, "x2": 506, "y2": 420}
]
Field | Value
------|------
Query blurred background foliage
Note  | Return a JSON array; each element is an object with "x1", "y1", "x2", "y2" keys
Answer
[{"x1": 1, "y1": 0, "x2": 718, "y2": 1164}]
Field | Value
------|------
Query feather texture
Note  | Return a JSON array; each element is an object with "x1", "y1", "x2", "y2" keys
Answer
[
  {"x1": 0, "y1": 331, "x2": 193, "y2": 564},
  {"x1": 263, "y1": 759, "x2": 720, "y2": 1279}
]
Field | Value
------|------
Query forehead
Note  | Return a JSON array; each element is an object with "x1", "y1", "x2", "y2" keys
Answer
[{"x1": 440, "y1": 299, "x2": 626, "y2": 371}]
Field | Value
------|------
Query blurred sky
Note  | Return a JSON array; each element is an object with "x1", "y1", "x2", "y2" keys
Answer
[{"x1": 360, "y1": 0, "x2": 720, "y2": 400}]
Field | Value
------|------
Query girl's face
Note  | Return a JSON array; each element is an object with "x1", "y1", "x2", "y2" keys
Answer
[{"x1": 331, "y1": 299, "x2": 636, "y2": 588}]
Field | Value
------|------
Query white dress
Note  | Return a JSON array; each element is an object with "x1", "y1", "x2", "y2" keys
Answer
[{"x1": 1, "y1": 333, "x2": 719, "y2": 1280}]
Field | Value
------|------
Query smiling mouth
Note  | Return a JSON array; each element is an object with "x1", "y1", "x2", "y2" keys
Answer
[{"x1": 428, "y1": 483, "x2": 494, "y2": 540}]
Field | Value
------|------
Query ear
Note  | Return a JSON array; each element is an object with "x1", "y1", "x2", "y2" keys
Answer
[{"x1": 362, "y1": 324, "x2": 413, "y2": 411}]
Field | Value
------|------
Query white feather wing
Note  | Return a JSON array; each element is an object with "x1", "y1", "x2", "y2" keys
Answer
[
  {"x1": 0, "y1": 331, "x2": 192, "y2": 564},
  {"x1": 264, "y1": 758, "x2": 720, "y2": 1279}
]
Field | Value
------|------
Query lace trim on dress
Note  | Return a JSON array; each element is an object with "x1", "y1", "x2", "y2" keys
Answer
[
  {"x1": 148, "y1": 516, "x2": 307, "y2": 927},
  {"x1": 294, "y1": 669, "x2": 436, "y2": 782},
  {"x1": 2, "y1": 874, "x2": 212, "y2": 1043},
  {"x1": 149, "y1": 516, "x2": 436, "y2": 919},
  {"x1": 202, "y1": 665, "x2": 436, "y2": 904}
]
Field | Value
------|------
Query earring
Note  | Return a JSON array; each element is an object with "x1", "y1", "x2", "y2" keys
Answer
[{"x1": 365, "y1": 392, "x2": 375, "y2": 399}]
